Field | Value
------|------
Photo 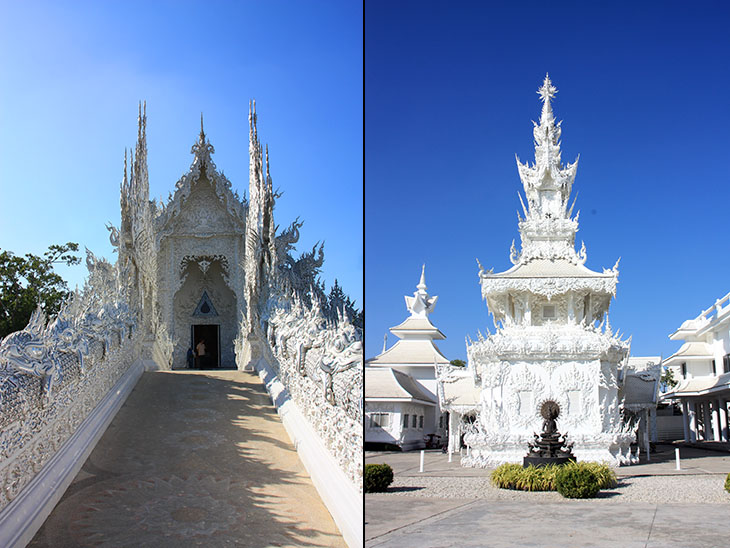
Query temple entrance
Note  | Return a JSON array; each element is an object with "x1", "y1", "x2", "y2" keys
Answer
[{"x1": 192, "y1": 324, "x2": 220, "y2": 369}]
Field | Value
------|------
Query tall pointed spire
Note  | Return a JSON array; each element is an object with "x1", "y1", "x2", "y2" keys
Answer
[
  {"x1": 417, "y1": 263, "x2": 427, "y2": 292},
  {"x1": 510, "y1": 75, "x2": 581, "y2": 265},
  {"x1": 405, "y1": 264, "x2": 438, "y2": 318},
  {"x1": 199, "y1": 112, "x2": 205, "y2": 143},
  {"x1": 122, "y1": 148, "x2": 128, "y2": 189},
  {"x1": 537, "y1": 73, "x2": 557, "y2": 125}
]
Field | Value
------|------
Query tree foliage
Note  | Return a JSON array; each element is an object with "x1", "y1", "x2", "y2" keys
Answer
[
  {"x1": 450, "y1": 359, "x2": 466, "y2": 367},
  {"x1": 0, "y1": 243, "x2": 81, "y2": 338},
  {"x1": 324, "y1": 278, "x2": 363, "y2": 329},
  {"x1": 660, "y1": 367, "x2": 678, "y2": 392}
]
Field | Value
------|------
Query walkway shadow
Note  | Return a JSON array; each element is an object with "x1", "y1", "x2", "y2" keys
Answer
[{"x1": 28, "y1": 370, "x2": 344, "y2": 547}]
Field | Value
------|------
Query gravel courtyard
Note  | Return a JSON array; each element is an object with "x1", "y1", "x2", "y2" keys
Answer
[{"x1": 366, "y1": 444, "x2": 730, "y2": 547}]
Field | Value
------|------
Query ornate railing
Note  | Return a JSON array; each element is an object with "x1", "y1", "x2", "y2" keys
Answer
[
  {"x1": 0, "y1": 250, "x2": 139, "y2": 513},
  {"x1": 241, "y1": 296, "x2": 363, "y2": 491}
]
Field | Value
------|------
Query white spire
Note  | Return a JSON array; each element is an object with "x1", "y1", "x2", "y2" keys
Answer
[
  {"x1": 405, "y1": 264, "x2": 438, "y2": 318},
  {"x1": 510, "y1": 75, "x2": 583, "y2": 265}
]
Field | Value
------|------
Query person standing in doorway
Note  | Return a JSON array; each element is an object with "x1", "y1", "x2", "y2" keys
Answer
[{"x1": 196, "y1": 338, "x2": 206, "y2": 369}]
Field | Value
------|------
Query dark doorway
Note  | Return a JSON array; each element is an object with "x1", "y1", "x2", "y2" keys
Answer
[{"x1": 191, "y1": 324, "x2": 220, "y2": 369}]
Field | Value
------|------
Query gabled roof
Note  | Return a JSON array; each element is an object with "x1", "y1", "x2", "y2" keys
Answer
[
  {"x1": 155, "y1": 125, "x2": 246, "y2": 240},
  {"x1": 366, "y1": 339, "x2": 450, "y2": 367},
  {"x1": 438, "y1": 372, "x2": 481, "y2": 412},
  {"x1": 364, "y1": 367, "x2": 436, "y2": 405}
]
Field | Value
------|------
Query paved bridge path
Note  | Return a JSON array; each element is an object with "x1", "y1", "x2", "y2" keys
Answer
[{"x1": 29, "y1": 370, "x2": 345, "y2": 548}]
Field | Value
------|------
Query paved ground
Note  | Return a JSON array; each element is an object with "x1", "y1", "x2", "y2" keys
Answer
[
  {"x1": 366, "y1": 446, "x2": 730, "y2": 547},
  {"x1": 29, "y1": 370, "x2": 344, "y2": 548}
]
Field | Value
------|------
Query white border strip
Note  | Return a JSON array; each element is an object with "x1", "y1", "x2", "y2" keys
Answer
[
  {"x1": 0, "y1": 358, "x2": 148, "y2": 548},
  {"x1": 254, "y1": 358, "x2": 363, "y2": 548}
]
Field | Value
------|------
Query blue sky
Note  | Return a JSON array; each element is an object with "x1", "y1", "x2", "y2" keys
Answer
[
  {"x1": 0, "y1": 1, "x2": 362, "y2": 307},
  {"x1": 365, "y1": 1, "x2": 730, "y2": 361}
]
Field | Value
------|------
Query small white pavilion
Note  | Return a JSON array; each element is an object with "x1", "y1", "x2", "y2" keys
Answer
[
  {"x1": 365, "y1": 266, "x2": 450, "y2": 450},
  {"x1": 661, "y1": 292, "x2": 730, "y2": 443}
]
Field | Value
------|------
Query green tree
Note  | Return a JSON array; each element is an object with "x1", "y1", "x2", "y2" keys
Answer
[
  {"x1": 450, "y1": 359, "x2": 466, "y2": 367},
  {"x1": 0, "y1": 243, "x2": 81, "y2": 338},
  {"x1": 660, "y1": 367, "x2": 678, "y2": 392},
  {"x1": 326, "y1": 278, "x2": 363, "y2": 329}
]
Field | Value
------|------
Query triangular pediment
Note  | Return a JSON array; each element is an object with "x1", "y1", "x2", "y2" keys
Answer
[
  {"x1": 193, "y1": 290, "x2": 218, "y2": 317},
  {"x1": 155, "y1": 125, "x2": 246, "y2": 242}
]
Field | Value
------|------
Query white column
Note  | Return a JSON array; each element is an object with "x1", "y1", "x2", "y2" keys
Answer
[
  {"x1": 717, "y1": 398, "x2": 730, "y2": 441},
  {"x1": 711, "y1": 399, "x2": 722, "y2": 442},
  {"x1": 703, "y1": 400, "x2": 712, "y2": 440},
  {"x1": 682, "y1": 400, "x2": 690, "y2": 442},
  {"x1": 649, "y1": 406, "x2": 658, "y2": 443},
  {"x1": 688, "y1": 401, "x2": 698, "y2": 442},
  {"x1": 448, "y1": 412, "x2": 458, "y2": 454},
  {"x1": 643, "y1": 408, "x2": 651, "y2": 461}
]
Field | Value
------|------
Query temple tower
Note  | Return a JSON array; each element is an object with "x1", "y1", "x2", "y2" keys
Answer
[{"x1": 464, "y1": 76, "x2": 634, "y2": 465}]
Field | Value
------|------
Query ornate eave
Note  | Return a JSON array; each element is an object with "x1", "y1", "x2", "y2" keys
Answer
[
  {"x1": 467, "y1": 325, "x2": 630, "y2": 365},
  {"x1": 155, "y1": 121, "x2": 246, "y2": 246}
]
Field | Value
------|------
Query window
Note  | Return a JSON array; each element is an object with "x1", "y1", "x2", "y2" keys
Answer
[
  {"x1": 370, "y1": 413, "x2": 390, "y2": 428},
  {"x1": 712, "y1": 359, "x2": 717, "y2": 375},
  {"x1": 542, "y1": 305, "x2": 556, "y2": 320},
  {"x1": 412, "y1": 415, "x2": 417, "y2": 428},
  {"x1": 724, "y1": 354, "x2": 730, "y2": 374},
  {"x1": 419, "y1": 415, "x2": 424, "y2": 429},
  {"x1": 403, "y1": 414, "x2": 409, "y2": 428},
  {"x1": 681, "y1": 362, "x2": 687, "y2": 378},
  {"x1": 439, "y1": 415, "x2": 443, "y2": 429}
]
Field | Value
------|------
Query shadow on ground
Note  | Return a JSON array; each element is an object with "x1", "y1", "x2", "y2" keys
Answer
[{"x1": 28, "y1": 370, "x2": 343, "y2": 548}]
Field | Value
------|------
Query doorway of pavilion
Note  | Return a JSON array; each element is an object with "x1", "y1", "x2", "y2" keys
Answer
[{"x1": 192, "y1": 324, "x2": 220, "y2": 369}]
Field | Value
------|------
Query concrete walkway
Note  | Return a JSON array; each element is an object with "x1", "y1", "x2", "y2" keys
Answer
[
  {"x1": 29, "y1": 370, "x2": 344, "y2": 547},
  {"x1": 366, "y1": 448, "x2": 730, "y2": 547}
]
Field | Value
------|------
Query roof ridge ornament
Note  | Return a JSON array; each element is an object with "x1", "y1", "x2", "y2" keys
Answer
[{"x1": 405, "y1": 264, "x2": 438, "y2": 318}]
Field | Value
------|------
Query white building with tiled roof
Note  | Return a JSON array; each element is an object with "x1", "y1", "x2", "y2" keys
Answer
[
  {"x1": 660, "y1": 292, "x2": 730, "y2": 443},
  {"x1": 365, "y1": 266, "x2": 450, "y2": 450}
]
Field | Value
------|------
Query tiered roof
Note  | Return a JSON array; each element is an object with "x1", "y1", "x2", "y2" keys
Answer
[
  {"x1": 480, "y1": 75, "x2": 619, "y2": 302},
  {"x1": 367, "y1": 265, "x2": 449, "y2": 368}
]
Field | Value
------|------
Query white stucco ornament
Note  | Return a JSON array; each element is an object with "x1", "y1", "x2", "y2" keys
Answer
[
  {"x1": 405, "y1": 264, "x2": 438, "y2": 318},
  {"x1": 0, "y1": 100, "x2": 363, "y2": 520},
  {"x1": 438, "y1": 75, "x2": 636, "y2": 467}
]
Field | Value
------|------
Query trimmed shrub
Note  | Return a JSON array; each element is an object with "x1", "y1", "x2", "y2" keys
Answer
[
  {"x1": 490, "y1": 463, "x2": 523, "y2": 489},
  {"x1": 578, "y1": 461, "x2": 617, "y2": 489},
  {"x1": 555, "y1": 464, "x2": 600, "y2": 499},
  {"x1": 725, "y1": 473, "x2": 730, "y2": 493},
  {"x1": 492, "y1": 461, "x2": 614, "y2": 497},
  {"x1": 365, "y1": 463, "x2": 394, "y2": 493}
]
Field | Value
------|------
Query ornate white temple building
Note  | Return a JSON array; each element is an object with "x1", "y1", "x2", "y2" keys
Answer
[
  {"x1": 438, "y1": 76, "x2": 640, "y2": 466},
  {"x1": 365, "y1": 266, "x2": 449, "y2": 450},
  {"x1": 116, "y1": 102, "x2": 324, "y2": 371},
  {"x1": 0, "y1": 102, "x2": 363, "y2": 546}
]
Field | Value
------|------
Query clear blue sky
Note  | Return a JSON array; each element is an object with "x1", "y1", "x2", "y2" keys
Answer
[
  {"x1": 365, "y1": 1, "x2": 730, "y2": 361},
  {"x1": 0, "y1": 1, "x2": 362, "y2": 306}
]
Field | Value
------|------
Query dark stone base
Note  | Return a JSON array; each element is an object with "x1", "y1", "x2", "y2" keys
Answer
[{"x1": 523, "y1": 456, "x2": 576, "y2": 468}]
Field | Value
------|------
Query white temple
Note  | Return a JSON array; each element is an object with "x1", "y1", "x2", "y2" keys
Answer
[
  {"x1": 365, "y1": 266, "x2": 449, "y2": 450},
  {"x1": 0, "y1": 102, "x2": 363, "y2": 547},
  {"x1": 438, "y1": 76, "x2": 638, "y2": 466}
]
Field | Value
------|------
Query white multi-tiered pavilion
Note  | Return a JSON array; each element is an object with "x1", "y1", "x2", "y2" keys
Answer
[
  {"x1": 439, "y1": 76, "x2": 637, "y2": 466},
  {"x1": 365, "y1": 266, "x2": 450, "y2": 450}
]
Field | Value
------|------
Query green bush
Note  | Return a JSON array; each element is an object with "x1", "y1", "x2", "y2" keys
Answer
[
  {"x1": 578, "y1": 461, "x2": 617, "y2": 489},
  {"x1": 491, "y1": 461, "x2": 614, "y2": 497},
  {"x1": 555, "y1": 464, "x2": 600, "y2": 499},
  {"x1": 491, "y1": 463, "x2": 523, "y2": 489},
  {"x1": 365, "y1": 463, "x2": 394, "y2": 493},
  {"x1": 725, "y1": 473, "x2": 730, "y2": 493}
]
